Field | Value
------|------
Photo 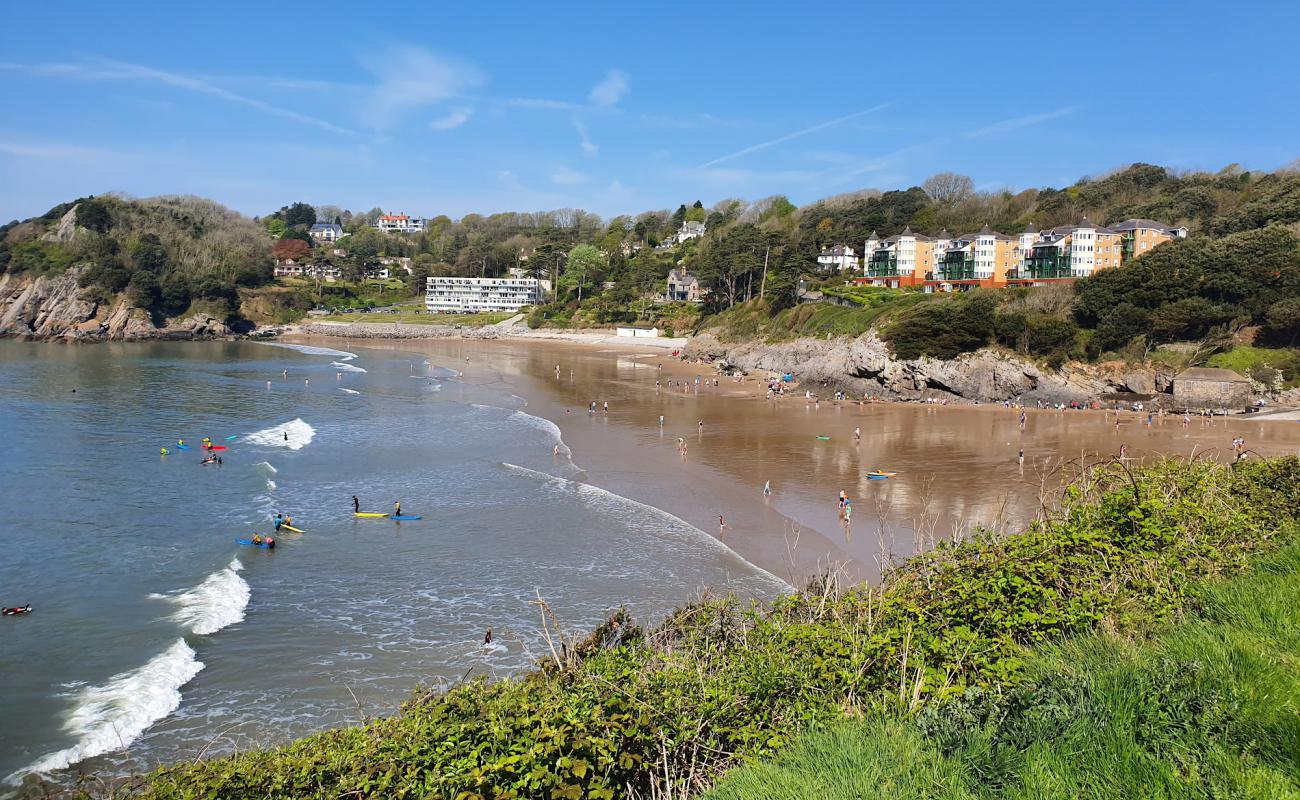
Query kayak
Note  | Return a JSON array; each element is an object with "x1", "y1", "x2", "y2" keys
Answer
[
  {"x1": 866, "y1": 471, "x2": 896, "y2": 479},
  {"x1": 391, "y1": 515, "x2": 422, "y2": 521},
  {"x1": 2, "y1": 605, "x2": 31, "y2": 616},
  {"x1": 280, "y1": 524, "x2": 304, "y2": 533},
  {"x1": 236, "y1": 538, "x2": 275, "y2": 548},
  {"x1": 354, "y1": 512, "x2": 389, "y2": 518}
]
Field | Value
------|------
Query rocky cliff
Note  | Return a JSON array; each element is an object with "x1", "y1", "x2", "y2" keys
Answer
[
  {"x1": 0, "y1": 269, "x2": 234, "y2": 341},
  {"x1": 685, "y1": 330, "x2": 1170, "y2": 405}
]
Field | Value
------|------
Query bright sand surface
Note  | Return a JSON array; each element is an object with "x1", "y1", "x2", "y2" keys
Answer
[{"x1": 284, "y1": 333, "x2": 1300, "y2": 585}]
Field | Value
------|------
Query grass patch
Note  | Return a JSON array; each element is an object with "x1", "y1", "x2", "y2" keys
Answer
[
  {"x1": 105, "y1": 457, "x2": 1300, "y2": 800},
  {"x1": 1206, "y1": 345, "x2": 1300, "y2": 387},
  {"x1": 708, "y1": 532, "x2": 1300, "y2": 799}
]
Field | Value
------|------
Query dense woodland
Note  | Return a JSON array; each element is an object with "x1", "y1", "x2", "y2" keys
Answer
[{"x1": 2, "y1": 162, "x2": 1298, "y2": 370}]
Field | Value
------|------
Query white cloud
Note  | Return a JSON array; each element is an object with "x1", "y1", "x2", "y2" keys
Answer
[
  {"x1": 0, "y1": 59, "x2": 357, "y2": 135},
  {"x1": 588, "y1": 69, "x2": 629, "y2": 107},
  {"x1": 502, "y1": 97, "x2": 581, "y2": 111},
  {"x1": 963, "y1": 106, "x2": 1079, "y2": 138},
  {"x1": 699, "y1": 102, "x2": 893, "y2": 168},
  {"x1": 551, "y1": 165, "x2": 589, "y2": 185},
  {"x1": 572, "y1": 116, "x2": 597, "y2": 155},
  {"x1": 430, "y1": 107, "x2": 473, "y2": 131},
  {"x1": 357, "y1": 45, "x2": 486, "y2": 129}
]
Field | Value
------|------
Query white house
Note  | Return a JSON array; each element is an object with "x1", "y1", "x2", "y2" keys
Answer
[
  {"x1": 426, "y1": 276, "x2": 540, "y2": 313},
  {"x1": 273, "y1": 259, "x2": 304, "y2": 277},
  {"x1": 817, "y1": 244, "x2": 860, "y2": 273},
  {"x1": 669, "y1": 220, "x2": 706, "y2": 245},
  {"x1": 309, "y1": 222, "x2": 343, "y2": 242},
  {"x1": 376, "y1": 213, "x2": 428, "y2": 234}
]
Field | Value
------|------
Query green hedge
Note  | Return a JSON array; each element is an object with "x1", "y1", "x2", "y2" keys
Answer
[{"x1": 125, "y1": 458, "x2": 1300, "y2": 800}]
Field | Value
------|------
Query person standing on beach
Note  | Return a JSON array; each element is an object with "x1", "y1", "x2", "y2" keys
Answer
[
  {"x1": 718, "y1": 515, "x2": 727, "y2": 539},
  {"x1": 659, "y1": 415, "x2": 664, "y2": 427},
  {"x1": 698, "y1": 420, "x2": 704, "y2": 434},
  {"x1": 1017, "y1": 449, "x2": 1024, "y2": 466},
  {"x1": 853, "y1": 427, "x2": 861, "y2": 441},
  {"x1": 603, "y1": 401, "x2": 608, "y2": 413},
  {"x1": 763, "y1": 480, "x2": 771, "y2": 498}
]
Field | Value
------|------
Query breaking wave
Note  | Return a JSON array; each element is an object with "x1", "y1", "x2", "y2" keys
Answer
[
  {"x1": 245, "y1": 419, "x2": 315, "y2": 451},
  {"x1": 161, "y1": 557, "x2": 250, "y2": 636}
]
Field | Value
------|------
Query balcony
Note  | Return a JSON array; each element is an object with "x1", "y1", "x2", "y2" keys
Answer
[
  {"x1": 1024, "y1": 253, "x2": 1072, "y2": 279},
  {"x1": 866, "y1": 255, "x2": 899, "y2": 277},
  {"x1": 938, "y1": 256, "x2": 976, "y2": 281}
]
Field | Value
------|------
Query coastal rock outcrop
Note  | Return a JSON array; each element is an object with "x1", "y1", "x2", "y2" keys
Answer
[
  {"x1": 685, "y1": 330, "x2": 1116, "y2": 404},
  {"x1": 0, "y1": 269, "x2": 234, "y2": 341}
]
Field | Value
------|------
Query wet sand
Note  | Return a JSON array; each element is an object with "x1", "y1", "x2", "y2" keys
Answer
[{"x1": 286, "y1": 334, "x2": 1300, "y2": 585}]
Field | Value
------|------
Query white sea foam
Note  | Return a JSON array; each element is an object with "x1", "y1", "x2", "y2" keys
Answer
[
  {"x1": 5, "y1": 639, "x2": 203, "y2": 783},
  {"x1": 339, "y1": 388, "x2": 360, "y2": 395},
  {"x1": 501, "y1": 463, "x2": 791, "y2": 592},
  {"x1": 331, "y1": 361, "x2": 367, "y2": 374},
  {"x1": 165, "y1": 557, "x2": 250, "y2": 635},
  {"x1": 259, "y1": 342, "x2": 357, "y2": 360},
  {"x1": 266, "y1": 479, "x2": 277, "y2": 490},
  {"x1": 254, "y1": 461, "x2": 277, "y2": 474},
  {"x1": 245, "y1": 419, "x2": 315, "y2": 451}
]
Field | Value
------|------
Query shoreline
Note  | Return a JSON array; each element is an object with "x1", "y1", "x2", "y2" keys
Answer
[{"x1": 282, "y1": 330, "x2": 1300, "y2": 585}]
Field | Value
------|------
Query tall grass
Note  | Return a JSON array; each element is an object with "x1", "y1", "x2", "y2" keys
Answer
[{"x1": 708, "y1": 536, "x2": 1300, "y2": 799}]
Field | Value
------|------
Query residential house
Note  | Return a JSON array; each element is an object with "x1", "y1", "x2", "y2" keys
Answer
[
  {"x1": 306, "y1": 262, "x2": 341, "y2": 282},
  {"x1": 671, "y1": 221, "x2": 706, "y2": 245},
  {"x1": 308, "y1": 222, "x2": 343, "y2": 243},
  {"x1": 817, "y1": 245, "x2": 860, "y2": 273},
  {"x1": 927, "y1": 225, "x2": 1017, "y2": 292},
  {"x1": 426, "y1": 276, "x2": 540, "y2": 313},
  {"x1": 1016, "y1": 217, "x2": 1122, "y2": 282},
  {"x1": 273, "y1": 259, "x2": 305, "y2": 278},
  {"x1": 379, "y1": 256, "x2": 414, "y2": 276},
  {"x1": 665, "y1": 268, "x2": 703, "y2": 302},
  {"x1": 1108, "y1": 219, "x2": 1187, "y2": 262},
  {"x1": 375, "y1": 213, "x2": 428, "y2": 234},
  {"x1": 862, "y1": 227, "x2": 933, "y2": 288}
]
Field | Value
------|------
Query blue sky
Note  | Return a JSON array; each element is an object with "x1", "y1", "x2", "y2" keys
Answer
[{"x1": 1, "y1": 0, "x2": 1297, "y2": 223}]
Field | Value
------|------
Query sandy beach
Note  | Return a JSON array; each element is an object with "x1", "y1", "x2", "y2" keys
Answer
[{"x1": 284, "y1": 331, "x2": 1300, "y2": 585}]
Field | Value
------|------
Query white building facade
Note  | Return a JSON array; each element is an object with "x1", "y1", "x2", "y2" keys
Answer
[
  {"x1": 376, "y1": 214, "x2": 428, "y2": 234},
  {"x1": 425, "y1": 276, "x2": 540, "y2": 313},
  {"x1": 817, "y1": 245, "x2": 860, "y2": 272}
]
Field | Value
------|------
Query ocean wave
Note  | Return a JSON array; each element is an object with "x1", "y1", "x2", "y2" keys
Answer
[
  {"x1": 5, "y1": 639, "x2": 204, "y2": 783},
  {"x1": 501, "y1": 463, "x2": 791, "y2": 592},
  {"x1": 259, "y1": 342, "x2": 357, "y2": 359},
  {"x1": 339, "y1": 388, "x2": 361, "y2": 395},
  {"x1": 331, "y1": 361, "x2": 367, "y2": 374},
  {"x1": 164, "y1": 557, "x2": 250, "y2": 636},
  {"x1": 245, "y1": 419, "x2": 315, "y2": 451},
  {"x1": 266, "y1": 479, "x2": 277, "y2": 490},
  {"x1": 507, "y1": 410, "x2": 571, "y2": 456},
  {"x1": 254, "y1": 461, "x2": 277, "y2": 474}
]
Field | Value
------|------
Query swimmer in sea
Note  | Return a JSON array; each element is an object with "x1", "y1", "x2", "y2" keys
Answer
[
  {"x1": 553, "y1": 445, "x2": 560, "y2": 456},
  {"x1": 484, "y1": 627, "x2": 493, "y2": 645}
]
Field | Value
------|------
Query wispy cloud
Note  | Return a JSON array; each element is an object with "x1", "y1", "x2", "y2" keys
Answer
[
  {"x1": 0, "y1": 139, "x2": 127, "y2": 162},
  {"x1": 0, "y1": 58, "x2": 358, "y2": 135},
  {"x1": 550, "y1": 165, "x2": 589, "y2": 185},
  {"x1": 430, "y1": 107, "x2": 473, "y2": 131},
  {"x1": 588, "y1": 69, "x2": 629, "y2": 107},
  {"x1": 572, "y1": 116, "x2": 597, "y2": 155},
  {"x1": 501, "y1": 96, "x2": 581, "y2": 111},
  {"x1": 699, "y1": 102, "x2": 893, "y2": 168},
  {"x1": 357, "y1": 45, "x2": 485, "y2": 129},
  {"x1": 962, "y1": 106, "x2": 1079, "y2": 138}
]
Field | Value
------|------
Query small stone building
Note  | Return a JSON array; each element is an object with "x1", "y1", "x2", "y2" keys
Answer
[{"x1": 1172, "y1": 367, "x2": 1252, "y2": 410}]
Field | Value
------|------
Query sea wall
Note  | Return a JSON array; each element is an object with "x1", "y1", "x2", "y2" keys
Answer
[
  {"x1": 684, "y1": 330, "x2": 1166, "y2": 405},
  {"x1": 0, "y1": 270, "x2": 233, "y2": 342}
]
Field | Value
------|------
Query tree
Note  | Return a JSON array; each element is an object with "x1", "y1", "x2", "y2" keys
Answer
[
  {"x1": 671, "y1": 205, "x2": 687, "y2": 229},
  {"x1": 265, "y1": 217, "x2": 287, "y2": 239},
  {"x1": 76, "y1": 199, "x2": 112, "y2": 233},
  {"x1": 272, "y1": 238, "x2": 312, "y2": 262},
  {"x1": 561, "y1": 244, "x2": 603, "y2": 301},
  {"x1": 922, "y1": 172, "x2": 974, "y2": 204},
  {"x1": 283, "y1": 202, "x2": 317, "y2": 229},
  {"x1": 131, "y1": 233, "x2": 168, "y2": 273},
  {"x1": 127, "y1": 270, "x2": 160, "y2": 309}
]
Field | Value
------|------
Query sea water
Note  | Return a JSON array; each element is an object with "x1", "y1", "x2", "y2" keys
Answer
[{"x1": 0, "y1": 341, "x2": 785, "y2": 791}]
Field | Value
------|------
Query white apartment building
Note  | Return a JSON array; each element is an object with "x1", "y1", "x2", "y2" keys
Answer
[
  {"x1": 376, "y1": 213, "x2": 428, "y2": 234},
  {"x1": 426, "y1": 276, "x2": 540, "y2": 313}
]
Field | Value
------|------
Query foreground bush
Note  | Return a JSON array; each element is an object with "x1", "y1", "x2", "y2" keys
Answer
[{"x1": 117, "y1": 457, "x2": 1300, "y2": 799}]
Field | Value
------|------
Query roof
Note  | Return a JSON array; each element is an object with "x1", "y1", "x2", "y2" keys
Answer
[
  {"x1": 379, "y1": 214, "x2": 410, "y2": 221},
  {"x1": 865, "y1": 230, "x2": 879, "y2": 241},
  {"x1": 1175, "y1": 367, "x2": 1249, "y2": 383},
  {"x1": 1107, "y1": 218, "x2": 1179, "y2": 233},
  {"x1": 309, "y1": 222, "x2": 341, "y2": 232},
  {"x1": 667, "y1": 268, "x2": 698, "y2": 284}
]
